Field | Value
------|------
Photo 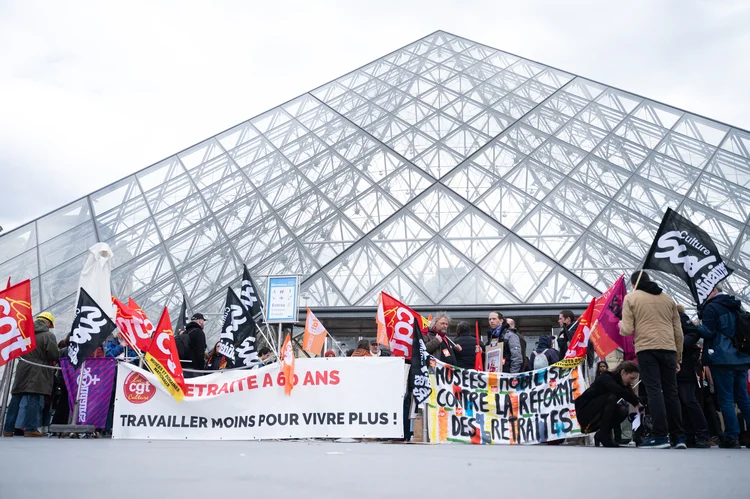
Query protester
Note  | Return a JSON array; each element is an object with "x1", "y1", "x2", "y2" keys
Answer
[
  {"x1": 501, "y1": 318, "x2": 524, "y2": 374},
  {"x1": 51, "y1": 334, "x2": 73, "y2": 426},
  {"x1": 454, "y1": 321, "x2": 483, "y2": 370},
  {"x1": 529, "y1": 334, "x2": 559, "y2": 369},
  {"x1": 3, "y1": 313, "x2": 60, "y2": 437},
  {"x1": 487, "y1": 312, "x2": 507, "y2": 345},
  {"x1": 557, "y1": 310, "x2": 578, "y2": 357},
  {"x1": 258, "y1": 347, "x2": 275, "y2": 365},
  {"x1": 696, "y1": 287, "x2": 750, "y2": 449},
  {"x1": 575, "y1": 361, "x2": 641, "y2": 447},
  {"x1": 351, "y1": 340, "x2": 372, "y2": 357},
  {"x1": 324, "y1": 350, "x2": 336, "y2": 358},
  {"x1": 426, "y1": 313, "x2": 459, "y2": 364},
  {"x1": 619, "y1": 271, "x2": 685, "y2": 449},
  {"x1": 676, "y1": 305, "x2": 710, "y2": 448},
  {"x1": 104, "y1": 332, "x2": 139, "y2": 361},
  {"x1": 596, "y1": 361, "x2": 609, "y2": 377},
  {"x1": 178, "y1": 313, "x2": 207, "y2": 377},
  {"x1": 369, "y1": 341, "x2": 383, "y2": 357},
  {"x1": 206, "y1": 342, "x2": 231, "y2": 370}
]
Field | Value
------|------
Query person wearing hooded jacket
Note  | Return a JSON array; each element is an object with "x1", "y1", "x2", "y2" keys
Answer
[
  {"x1": 676, "y1": 305, "x2": 710, "y2": 448},
  {"x1": 619, "y1": 270, "x2": 685, "y2": 449},
  {"x1": 3, "y1": 313, "x2": 60, "y2": 437},
  {"x1": 454, "y1": 321, "x2": 483, "y2": 370},
  {"x1": 179, "y1": 314, "x2": 207, "y2": 378},
  {"x1": 529, "y1": 335, "x2": 559, "y2": 369},
  {"x1": 696, "y1": 287, "x2": 750, "y2": 449},
  {"x1": 575, "y1": 361, "x2": 641, "y2": 447}
]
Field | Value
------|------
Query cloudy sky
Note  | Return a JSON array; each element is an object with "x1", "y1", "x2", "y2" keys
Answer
[{"x1": 1, "y1": 0, "x2": 749, "y2": 233}]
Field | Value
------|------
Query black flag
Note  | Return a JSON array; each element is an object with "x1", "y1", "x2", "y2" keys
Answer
[
  {"x1": 643, "y1": 207, "x2": 733, "y2": 306},
  {"x1": 175, "y1": 295, "x2": 188, "y2": 333},
  {"x1": 410, "y1": 315, "x2": 432, "y2": 406},
  {"x1": 68, "y1": 288, "x2": 117, "y2": 367},
  {"x1": 218, "y1": 287, "x2": 253, "y2": 362},
  {"x1": 240, "y1": 265, "x2": 263, "y2": 323}
]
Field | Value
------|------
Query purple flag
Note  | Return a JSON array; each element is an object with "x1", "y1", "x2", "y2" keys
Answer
[
  {"x1": 61, "y1": 357, "x2": 117, "y2": 428},
  {"x1": 590, "y1": 276, "x2": 636, "y2": 361}
]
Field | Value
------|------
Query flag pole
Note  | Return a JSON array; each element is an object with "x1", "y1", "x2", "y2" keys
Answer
[
  {"x1": 633, "y1": 269, "x2": 644, "y2": 291},
  {"x1": 69, "y1": 360, "x2": 86, "y2": 425},
  {"x1": 0, "y1": 359, "x2": 15, "y2": 437}
]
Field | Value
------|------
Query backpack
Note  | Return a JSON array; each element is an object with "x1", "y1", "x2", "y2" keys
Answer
[
  {"x1": 732, "y1": 310, "x2": 750, "y2": 355},
  {"x1": 176, "y1": 332, "x2": 191, "y2": 360},
  {"x1": 533, "y1": 349, "x2": 550, "y2": 369}
]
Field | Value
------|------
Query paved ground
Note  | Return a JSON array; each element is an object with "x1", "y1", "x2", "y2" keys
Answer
[{"x1": 0, "y1": 439, "x2": 747, "y2": 498}]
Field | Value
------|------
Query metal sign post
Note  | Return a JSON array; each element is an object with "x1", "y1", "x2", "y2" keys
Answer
[{"x1": 265, "y1": 275, "x2": 300, "y2": 351}]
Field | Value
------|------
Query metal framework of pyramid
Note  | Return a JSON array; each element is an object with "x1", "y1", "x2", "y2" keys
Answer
[{"x1": 3, "y1": 30, "x2": 750, "y2": 344}]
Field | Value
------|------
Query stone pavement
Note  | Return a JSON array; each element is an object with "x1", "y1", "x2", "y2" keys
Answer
[{"x1": 0, "y1": 439, "x2": 746, "y2": 498}]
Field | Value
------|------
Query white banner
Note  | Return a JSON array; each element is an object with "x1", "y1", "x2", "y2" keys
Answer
[{"x1": 113, "y1": 357, "x2": 404, "y2": 440}]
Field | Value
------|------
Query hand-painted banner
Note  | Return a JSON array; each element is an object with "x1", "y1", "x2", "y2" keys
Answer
[
  {"x1": 61, "y1": 357, "x2": 117, "y2": 428},
  {"x1": 426, "y1": 358, "x2": 587, "y2": 445},
  {"x1": 113, "y1": 357, "x2": 405, "y2": 440}
]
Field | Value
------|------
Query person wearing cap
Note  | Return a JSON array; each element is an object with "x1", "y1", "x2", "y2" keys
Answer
[
  {"x1": 3, "y1": 312, "x2": 60, "y2": 437},
  {"x1": 178, "y1": 313, "x2": 207, "y2": 378}
]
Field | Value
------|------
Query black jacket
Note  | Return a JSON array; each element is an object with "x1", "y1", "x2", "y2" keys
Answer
[
  {"x1": 427, "y1": 329, "x2": 457, "y2": 366},
  {"x1": 678, "y1": 312, "x2": 702, "y2": 383},
  {"x1": 454, "y1": 331, "x2": 484, "y2": 370},
  {"x1": 575, "y1": 371, "x2": 639, "y2": 430},
  {"x1": 556, "y1": 320, "x2": 577, "y2": 357},
  {"x1": 181, "y1": 321, "x2": 207, "y2": 372}
]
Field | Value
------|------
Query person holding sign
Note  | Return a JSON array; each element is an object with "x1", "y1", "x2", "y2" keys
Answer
[{"x1": 575, "y1": 361, "x2": 641, "y2": 447}]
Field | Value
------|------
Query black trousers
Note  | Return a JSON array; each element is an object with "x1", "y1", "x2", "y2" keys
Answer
[
  {"x1": 677, "y1": 380, "x2": 708, "y2": 440},
  {"x1": 599, "y1": 394, "x2": 629, "y2": 441},
  {"x1": 637, "y1": 350, "x2": 684, "y2": 438}
]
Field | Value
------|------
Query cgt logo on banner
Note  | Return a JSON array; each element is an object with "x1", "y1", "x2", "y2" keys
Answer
[
  {"x1": 427, "y1": 358, "x2": 586, "y2": 445},
  {"x1": 113, "y1": 357, "x2": 405, "y2": 440}
]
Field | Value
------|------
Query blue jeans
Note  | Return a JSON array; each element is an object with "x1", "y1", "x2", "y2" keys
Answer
[
  {"x1": 3, "y1": 394, "x2": 44, "y2": 433},
  {"x1": 711, "y1": 364, "x2": 750, "y2": 440}
]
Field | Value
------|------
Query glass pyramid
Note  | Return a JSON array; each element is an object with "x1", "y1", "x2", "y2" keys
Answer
[{"x1": 3, "y1": 30, "x2": 750, "y2": 343}]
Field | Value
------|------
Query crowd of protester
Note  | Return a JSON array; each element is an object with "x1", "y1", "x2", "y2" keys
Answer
[{"x1": 3, "y1": 273, "x2": 749, "y2": 449}]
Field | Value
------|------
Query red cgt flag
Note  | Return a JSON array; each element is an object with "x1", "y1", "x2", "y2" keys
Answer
[
  {"x1": 378, "y1": 291, "x2": 429, "y2": 360},
  {"x1": 113, "y1": 298, "x2": 153, "y2": 353},
  {"x1": 144, "y1": 307, "x2": 186, "y2": 402},
  {"x1": 474, "y1": 321, "x2": 483, "y2": 371},
  {"x1": 0, "y1": 280, "x2": 35, "y2": 367}
]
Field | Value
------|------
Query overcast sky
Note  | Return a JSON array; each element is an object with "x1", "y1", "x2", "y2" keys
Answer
[{"x1": 1, "y1": 0, "x2": 749, "y2": 233}]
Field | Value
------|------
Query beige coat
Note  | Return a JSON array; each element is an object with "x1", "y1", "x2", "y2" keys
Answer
[{"x1": 619, "y1": 289, "x2": 683, "y2": 363}]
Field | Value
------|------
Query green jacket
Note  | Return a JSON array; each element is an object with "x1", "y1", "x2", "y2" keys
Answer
[{"x1": 11, "y1": 320, "x2": 60, "y2": 396}]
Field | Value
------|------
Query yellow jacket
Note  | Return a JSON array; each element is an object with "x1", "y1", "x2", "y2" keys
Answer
[{"x1": 619, "y1": 286, "x2": 683, "y2": 363}]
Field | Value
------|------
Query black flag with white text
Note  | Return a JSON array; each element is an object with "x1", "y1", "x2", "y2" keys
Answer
[
  {"x1": 410, "y1": 316, "x2": 432, "y2": 406},
  {"x1": 643, "y1": 207, "x2": 733, "y2": 306},
  {"x1": 68, "y1": 288, "x2": 118, "y2": 367},
  {"x1": 240, "y1": 265, "x2": 264, "y2": 323},
  {"x1": 218, "y1": 287, "x2": 253, "y2": 362}
]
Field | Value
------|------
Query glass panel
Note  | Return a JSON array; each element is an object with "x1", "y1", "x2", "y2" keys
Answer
[
  {"x1": 342, "y1": 187, "x2": 401, "y2": 233},
  {"x1": 179, "y1": 250, "x2": 242, "y2": 306},
  {"x1": 467, "y1": 108, "x2": 512, "y2": 136},
  {"x1": 96, "y1": 195, "x2": 150, "y2": 240},
  {"x1": 166, "y1": 219, "x2": 223, "y2": 266},
  {"x1": 632, "y1": 101, "x2": 682, "y2": 129},
  {"x1": 555, "y1": 119, "x2": 608, "y2": 152},
  {"x1": 280, "y1": 133, "x2": 330, "y2": 165},
  {"x1": 721, "y1": 129, "x2": 750, "y2": 159},
  {"x1": 0, "y1": 222, "x2": 37, "y2": 266},
  {"x1": 571, "y1": 157, "x2": 631, "y2": 198},
  {"x1": 200, "y1": 171, "x2": 253, "y2": 212},
  {"x1": 111, "y1": 247, "x2": 174, "y2": 300},
  {"x1": 317, "y1": 167, "x2": 373, "y2": 205},
  {"x1": 412, "y1": 143, "x2": 464, "y2": 178},
  {"x1": 530, "y1": 139, "x2": 587, "y2": 175},
  {"x1": 243, "y1": 151, "x2": 294, "y2": 187},
  {"x1": 441, "y1": 209, "x2": 508, "y2": 263},
  {"x1": 544, "y1": 178, "x2": 610, "y2": 225},
  {"x1": 704, "y1": 150, "x2": 750, "y2": 189},
  {"x1": 590, "y1": 203, "x2": 658, "y2": 257},
  {"x1": 504, "y1": 159, "x2": 565, "y2": 200},
  {"x1": 216, "y1": 121, "x2": 259, "y2": 151},
  {"x1": 492, "y1": 93, "x2": 536, "y2": 120},
  {"x1": 45, "y1": 294, "x2": 79, "y2": 341},
  {"x1": 143, "y1": 173, "x2": 195, "y2": 214},
  {"x1": 475, "y1": 181, "x2": 538, "y2": 228},
  {"x1": 673, "y1": 114, "x2": 728, "y2": 147},
  {"x1": 516, "y1": 205, "x2": 585, "y2": 259},
  {"x1": 229, "y1": 136, "x2": 276, "y2": 170},
  {"x1": 480, "y1": 237, "x2": 553, "y2": 300},
  {"x1": 275, "y1": 191, "x2": 336, "y2": 236},
  {"x1": 189, "y1": 153, "x2": 238, "y2": 188},
  {"x1": 131, "y1": 275, "x2": 185, "y2": 329},
  {"x1": 562, "y1": 233, "x2": 639, "y2": 291},
  {"x1": 137, "y1": 157, "x2": 185, "y2": 193},
  {"x1": 370, "y1": 212, "x2": 434, "y2": 265},
  {"x1": 498, "y1": 124, "x2": 548, "y2": 154},
  {"x1": 258, "y1": 171, "x2": 312, "y2": 209},
  {"x1": 521, "y1": 106, "x2": 571, "y2": 135},
  {"x1": 0, "y1": 249, "x2": 39, "y2": 284},
  {"x1": 442, "y1": 163, "x2": 498, "y2": 203},
  {"x1": 676, "y1": 201, "x2": 742, "y2": 255},
  {"x1": 416, "y1": 113, "x2": 461, "y2": 140},
  {"x1": 251, "y1": 108, "x2": 292, "y2": 133},
  {"x1": 637, "y1": 153, "x2": 700, "y2": 195},
  {"x1": 38, "y1": 221, "x2": 97, "y2": 274},
  {"x1": 366, "y1": 115, "x2": 412, "y2": 142},
  {"x1": 514, "y1": 79, "x2": 557, "y2": 104},
  {"x1": 107, "y1": 218, "x2": 161, "y2": 269},
  {"x1": 593, "y1": 135, "x2": 650, "y2": 172},
  {"x1": 36, "y1": 198, "x2": 92, "y2": 244},
  {"x1": 533, "y1": 68, "x2": 575, "y2": 89},
  {"x1": 578, "y1": 103, "x2": 627, "y2": 132},
  {"x1": 656, "y1": 132, "x2": 716, "y2": 168},
  {"x1": 402, "y1": 237, "x2": 473, "y2": 302},
  {"x1": 409, "y1": 186, "x2": 468, "y2": 231},
  {"x1": 562, "y1": 78, "x2": 605, "y2": 100},
  {"x1": 614, "y1": 116, "x2": 668, "y2": 150},
  {"x1": 300, "y1": 275, "x2": 349, "y2": 307},
  {"x1": 473, "y1": 140, "x2": 527, "y2": 177},
  {"x1": 442, "y1": 126, "x2": 491, "y2": 157},
  {"x1": 615, "y1": 177, "x2": 682, "y2": 222},
  {"x1": 325, "y1": 243, "x2": 395, "y2": 304},
  {"x1": 529, "y1": 269, "x2": 597, "y2": 304},
  {"x1": 388, "y1": 129, "x2": 435, "y2": 160},
  {"x1": 40, "y1": 253, "x2": 89, "y2": 308},
  {"x1": 378, "y1": 165, "x2": 433, "y2": 205},
  {"x1": 154, "y1": 196, "x2": 209, "y2": 239},
  {"x1": 299, "y1": 214, "x2": 361, "y2": 266},
  {"x1": 688, "y1": 175, "x2": 750, "y2": 223},
  {"x1": 355, "y1": 271, "x2": 432, "y2": 306},
  {"x1": 442, "y1": 267, "x2": 520, "y2": 304},
  {"x1": 90, "y1": 176, "x2": 142, "y2": 216},
  {"x1": 178, "y1": 138, "x2": 223, "y2": 170},
  {"x1": 231, "y1": 215, "x2": 292, "y2": 270},
  {"x1": 595, "y1": 88, "x2": 642, "y2": 114},
  {"x1": 541, "y1": 92, "x2": 589, "y2": 117}
]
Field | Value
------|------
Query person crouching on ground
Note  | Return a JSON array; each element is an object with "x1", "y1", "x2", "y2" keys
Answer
[{"x1": 575, "y1": 361, "x2": 641, "y2": 447}]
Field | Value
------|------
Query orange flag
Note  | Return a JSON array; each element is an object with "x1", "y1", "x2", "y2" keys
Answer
[
  {"x1": 375, "y1": 293, "x2": 389, "y2": 347},
  {"x1": 144, "y1": 307, "x2": 186, "y2": 402},
  {"x1": 280, "y1": 333, "x2": 295, "y2": 396},
  {"x1": 303, "y1": 308, "x2": 328, "y2": 356},
  {"x1": 0, "y1": 280, "x2": 34, "y2": 367}
]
